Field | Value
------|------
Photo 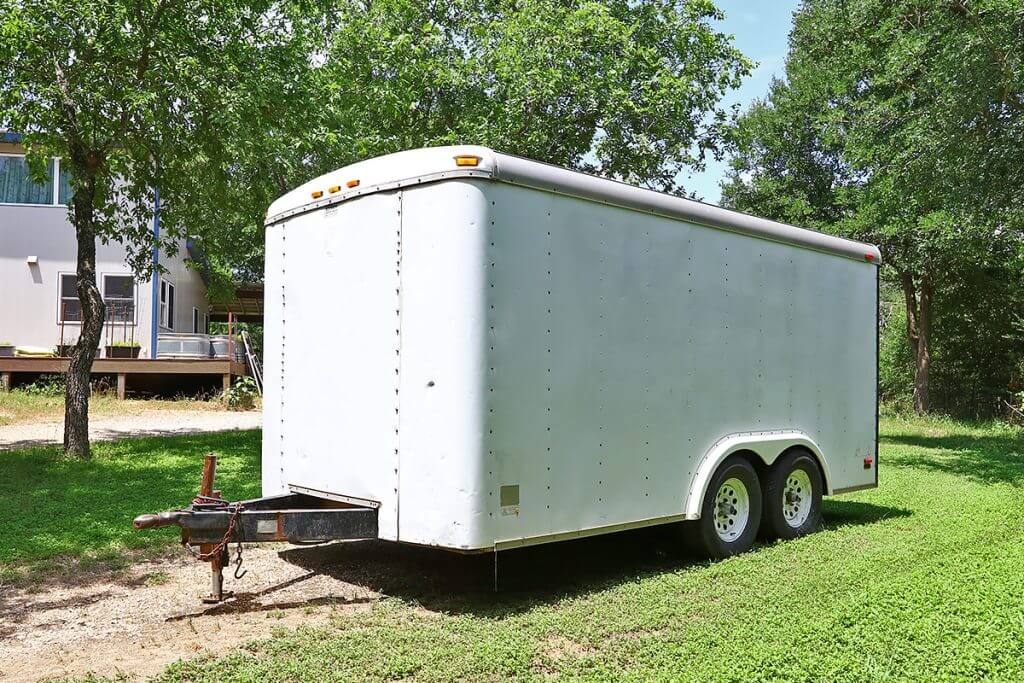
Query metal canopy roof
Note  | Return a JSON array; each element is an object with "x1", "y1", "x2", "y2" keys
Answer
[{"x1": 209, "y1": 282, "x2": 263, "y2": 323}]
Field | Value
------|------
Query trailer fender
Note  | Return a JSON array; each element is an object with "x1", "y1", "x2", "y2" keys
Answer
[{"x1": 684, "y1": 431, "x2": 831, "y2": 520}]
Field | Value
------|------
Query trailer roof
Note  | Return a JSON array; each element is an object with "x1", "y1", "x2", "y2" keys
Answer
[{"x1": 266, "y1": 146, "x2": 881, "y2": 264}]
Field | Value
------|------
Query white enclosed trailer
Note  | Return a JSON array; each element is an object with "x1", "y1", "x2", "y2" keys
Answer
[{"x1": 259, "y1": 145, "x2": 880, "y2": 559}]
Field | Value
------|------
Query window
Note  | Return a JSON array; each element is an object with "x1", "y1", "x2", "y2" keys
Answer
[
  {"x1": 160, "y1": 279, "x2": 175, "y2": 329},
  {"x1": 103, "y1": 275, "x2": 135, "y2": 323},
  {"x1": 59, "y1": 274, "x2": 82, "y2": 322},
  {"x1": 57, "y1": 159, "x2": 74, "y2": 204},
  {"x1": 192, "y1": 307, "x2": 199, "y2": 333},
  {"x1": 0, "y1": 155, "x2": 54, "y2": 204}
]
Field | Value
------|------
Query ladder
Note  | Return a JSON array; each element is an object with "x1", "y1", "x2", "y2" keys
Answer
[{"x1": 240, "y1": 330, "x2": 263, "y2": 395}]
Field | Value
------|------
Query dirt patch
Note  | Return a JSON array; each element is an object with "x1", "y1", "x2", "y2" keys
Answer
[
  {"x1": 0, "y1": 544, "x2": 378, "y2": 682},
  {"x1": 541, "y1": 634, "x2": 596, "y2": 661},
  {"x1": 0, "y1": 526, "x2": 683, "y2": 681},
  {"x1": 0, "y1": 409, "x2": 261, "y2": 452}
]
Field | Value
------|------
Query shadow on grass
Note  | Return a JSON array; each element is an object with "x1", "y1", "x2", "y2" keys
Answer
[
  {"x1": 272, "y1": 499, "x2": 908, "y2": 618},
  {"x1": 0, "y1": 430, "x2": 262, "y2": 638},
  {"x1": 822, "y1": 498, "x2": 912, "y2": 529},
  {"x1": 881, "y1": 430, "x2": 1024, "y2": 486},
  {"x1": 0, "y1": 430, "x2": 261, "y2": 578}
]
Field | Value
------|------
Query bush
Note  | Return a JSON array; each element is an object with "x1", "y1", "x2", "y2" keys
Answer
[
  {"x1": 223, "y1": 376, "x2": 258, "y2": 410},
  {"x1": 879, "y1": 305, "x2": 914, "y2": 411},
  {"x1": 18, "y1": 374, "x2": 65, "y2": 397}
]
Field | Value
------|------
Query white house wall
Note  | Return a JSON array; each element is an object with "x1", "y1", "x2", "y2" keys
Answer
[{"x1": 0, "y1": 178, "x2": 208, "y2": 355}]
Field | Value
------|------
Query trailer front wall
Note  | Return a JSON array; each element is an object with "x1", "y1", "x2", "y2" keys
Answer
[
  {"x1": 262, "y1": 192, "x2": 403, "y2": 540},
  {"x1": 476, "y1": 180, "x2": 877, "y2": 548}
]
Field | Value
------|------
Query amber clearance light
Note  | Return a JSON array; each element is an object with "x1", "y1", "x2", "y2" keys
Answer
[{"x1": 454, "y1": 155, "x2": 481, "y2": 167}]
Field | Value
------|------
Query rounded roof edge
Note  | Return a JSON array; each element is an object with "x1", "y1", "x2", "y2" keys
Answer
[
  {"x1": 265, "y1": 145, "x2": 497, "y2": 222},
  {"x1": 265, "y1": 146, "x2": 881, "y2": 265},
  {"x1": 491, "y1": 153, "x2": 881, "y2": 265}
]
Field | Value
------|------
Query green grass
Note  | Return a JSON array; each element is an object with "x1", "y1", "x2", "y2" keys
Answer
[
  {"x1": 155, "y1": 417, "x2": 1024, "y2": 682},
  {"x1": 0, "y1": 430, "x2": 260, "y2": 582},
  {"x1": 5, "y1": 417, "x2": 1024, "y2": 680}
]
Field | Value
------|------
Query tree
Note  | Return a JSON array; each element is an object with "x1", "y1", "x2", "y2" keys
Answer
[
  {"x1": 723, "y1": 0, "x2": 1024, "y2": 414},
  {"x1": 1, "y1": 0, "x2": 750, "y2": 458},
  {"x1": 193, "y1": 0, "x2": 752, "y2": 277},
  {"x1": 0, "y1": 0, "x2": 313, "y2": 457}
]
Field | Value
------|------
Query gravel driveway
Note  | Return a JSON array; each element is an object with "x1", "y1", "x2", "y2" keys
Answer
[{"x1": 0, "y1": 409, "x2": 262, "y2": 451}]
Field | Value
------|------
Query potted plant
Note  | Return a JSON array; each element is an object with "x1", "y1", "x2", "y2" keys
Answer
[
  {"x1": 106, "y1": 340, "x2": 141, "y2": 359},
  {"x1": 0, "y1": 341, "x2": 13, "y2": 357},
  {"x1": 56, "y1": 343, "x2": 76, "y2": 357}
]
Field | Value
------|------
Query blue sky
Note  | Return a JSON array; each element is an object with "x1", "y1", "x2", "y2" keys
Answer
[{"x1": 684, "y1": 0, "x2": 801, "y2": 203}]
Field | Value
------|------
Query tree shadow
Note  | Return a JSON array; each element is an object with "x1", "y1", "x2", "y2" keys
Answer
[
  {"x1": 821, "y1": 498, "x2": 911, "y2": 529},
  {"x1": 881, "y1": 431, "x2": 1024, "y2": 486},
  {"x1": 274, "y1": 499, "x2": 909, "y2": 618}
]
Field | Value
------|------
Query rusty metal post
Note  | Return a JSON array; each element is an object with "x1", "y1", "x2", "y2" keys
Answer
[
  {"x1": 197, "y1": 453, "x2": 227, "y2": 603},
  {"x1": 207, "y1": 547, "x2": 228, "y2": 603},
  {"x1": 200, "y1": 454, "x2": 217, "y2": 498}
]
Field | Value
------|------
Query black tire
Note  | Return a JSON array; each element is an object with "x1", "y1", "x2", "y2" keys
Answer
[
  {"x1": 687, "y1": 455, "x2": 762, "y2": 559},
  {"x1": 761, "y1": 449, "x2": 823, "y2": 540}
]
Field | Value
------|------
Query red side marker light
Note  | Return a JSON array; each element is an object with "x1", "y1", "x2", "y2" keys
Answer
[
  {"x1": 864, "y1": 455, "x2": 874, "y2": 468},
  {"x1": 865, "y1": 253, "x2": 875, "y2": 262}
]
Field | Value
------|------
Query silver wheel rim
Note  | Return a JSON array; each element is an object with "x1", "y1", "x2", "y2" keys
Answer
[
  {"x1": 713, "y1": 477, "x2": 750, "y2": 542},
  {"x1": 783, "y1": 469, "x2": 812, "y2": 527}
]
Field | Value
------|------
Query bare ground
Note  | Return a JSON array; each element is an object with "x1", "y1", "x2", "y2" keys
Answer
[
  {"x1": 0, "y1": 529, "x2": 672, "y2": 682},
  {"x1": 0, "y1": 410, "x2": 262, "y2": 451},
  {"x1": 0, "y1": 543, "x2": 381, "y2": 682}
]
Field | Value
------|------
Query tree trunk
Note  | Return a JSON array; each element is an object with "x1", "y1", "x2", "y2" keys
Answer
[
  {"x1": 914, "y1": 275, "x2": 932, "y2": 414},
  {"x1": 899, "y1": 270, "x2": 931, "y2": 414},
  {"x1": 64, "y1": 156, "x2": 105, "y2": 459}
]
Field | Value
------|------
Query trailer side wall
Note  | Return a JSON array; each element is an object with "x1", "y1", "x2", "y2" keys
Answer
[{"x1": 474, "y1": 180, "x2": 876, "y2": 548}]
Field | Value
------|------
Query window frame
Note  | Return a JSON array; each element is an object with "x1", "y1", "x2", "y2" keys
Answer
[
  {"x1": 101, "y1": 273, "x2": 137, "y2": 326},
  {"x1": 160, "y1": 278, "x2": 176, "y2": 330},
  {"x1": 57, "y1": 271, "x2": 82, "y2": 324},
  {"x1": 192, "y1": 307, "x2": 199, "y2": 333},
  {"x1": 0, "y1": 153, "x2": 63, "y2": 207}
]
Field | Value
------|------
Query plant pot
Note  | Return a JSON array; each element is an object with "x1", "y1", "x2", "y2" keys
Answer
[
  {"x1": 56, "y1": 345, "x2": 75, "y2": 357},
  {"x1": 106, "y1": 345, "x2": 141, "y2": 359},
  {"x1": 0, "y1": 345, "x2": 13, "y2": 358}
]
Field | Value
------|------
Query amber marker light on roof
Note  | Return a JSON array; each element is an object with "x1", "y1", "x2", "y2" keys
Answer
[
  {"x1": 454, "y1": 155, "x2": 481, "y2": 167},
  {"x1": 347, "y1": 179, "x2": 360, "y2": 188},
  {"x1": 328, "y1": 185, "x2": 341, "y2": 194},
  {"x1": 311, "y1": 190, "x2": 324, "y2": 199}
]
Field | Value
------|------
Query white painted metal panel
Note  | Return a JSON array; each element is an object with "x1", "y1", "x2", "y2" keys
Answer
[
  {"x1": 263, "y1": 148, "x2": 878, "y2": 552},
  {"x1": 475, "y1": 181, "x2": 876, "y2": 548},
  {"x1": 261, "y1": 222, "x2": 285, "y2": 496},
  {"x1": 262, "y1": 193, "x2": 401, "y2": 540},
  {"x1": 395, "y1": 181, "x2": 489, "y2": 549}
]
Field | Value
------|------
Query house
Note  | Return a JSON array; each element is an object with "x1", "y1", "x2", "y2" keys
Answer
[{"x1": 0, "y1": 132, "x2": 250, "y2": 395}]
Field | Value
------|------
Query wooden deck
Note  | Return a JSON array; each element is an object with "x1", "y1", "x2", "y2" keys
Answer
[{"x1": 0, "y1": 357, "x2": 247, "y2": 398}]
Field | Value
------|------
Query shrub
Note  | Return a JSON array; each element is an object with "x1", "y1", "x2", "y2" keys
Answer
[
  {"x1": 223, "y1": 376, "x2": 258, "y2": 410},
  {"x1": 18, "y1": 374, "x2": 66, "y2": 397}
]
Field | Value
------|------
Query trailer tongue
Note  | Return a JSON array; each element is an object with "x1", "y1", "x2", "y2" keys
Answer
[{"x1": 133, "y1": 454, "x2": 377, "y2": 602}]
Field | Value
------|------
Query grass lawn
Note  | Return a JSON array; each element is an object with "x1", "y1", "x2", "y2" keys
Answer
[
  {"x1": 4, "y1": 416, "x2": 1023, "y2": 680},
  {"x1": 0, "y1": 390, "x2": 231, "y2": 426},
  {"x1": 0, "y1": 430, "x2": 261, "y2": 582}
]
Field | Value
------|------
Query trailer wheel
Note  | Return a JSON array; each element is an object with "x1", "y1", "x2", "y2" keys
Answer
[
  {"x1": 689, "y1": 456, "x2": 762, "y2": 559},
  {"x1": 762, "y1": 449, "x2": 823, "y2": 540}
]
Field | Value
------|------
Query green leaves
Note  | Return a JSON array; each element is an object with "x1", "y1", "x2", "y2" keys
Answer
[
  {"x1": 1, "y1": 0, "x2": 749, "y2": 284},
  {"x1": 722, "y1": 0, "x2": 1024, "y2": 416}
]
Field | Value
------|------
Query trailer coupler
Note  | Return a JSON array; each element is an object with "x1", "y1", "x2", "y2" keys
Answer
[{"x1": 133, "y1": 454, "x2": 378, "y2": 602}]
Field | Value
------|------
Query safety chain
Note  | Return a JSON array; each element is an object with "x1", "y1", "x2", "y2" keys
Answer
[{"x1": 182, "y1": 501, "x2": 245, "y2": 566}]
